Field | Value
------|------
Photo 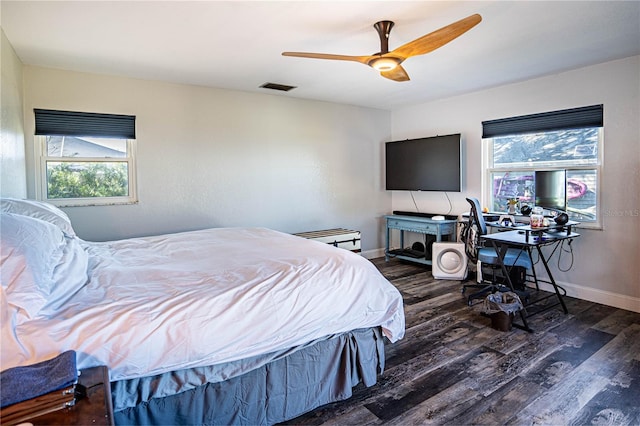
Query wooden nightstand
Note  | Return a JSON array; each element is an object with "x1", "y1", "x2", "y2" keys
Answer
[{"x1": 9, "y1": 366, "x2": 114, "y2": 426}]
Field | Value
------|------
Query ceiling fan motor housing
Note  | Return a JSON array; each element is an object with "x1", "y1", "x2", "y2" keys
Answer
[{"x1": 373, "y1": 20, "x2": 394, "y2": 53}]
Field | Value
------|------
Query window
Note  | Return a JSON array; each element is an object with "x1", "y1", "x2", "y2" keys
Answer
[
  {"x1": 482, "y1": 105, "x2": 603, "y2": 228},
  {"x1": 34, "y1": 109, "x2": 137, "y2": 207}
]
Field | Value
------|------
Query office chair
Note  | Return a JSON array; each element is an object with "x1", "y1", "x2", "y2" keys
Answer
[{"x1": 461, "y1": 197, "x2": 532, "y2": 306}]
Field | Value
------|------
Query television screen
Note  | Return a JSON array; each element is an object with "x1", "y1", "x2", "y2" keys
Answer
[
  {"x1": 535, "y1": 170, "x2": 566, "y2": 211},
  {"x1": 385, "y1": 134, "x2": 461, "y2": 192}
]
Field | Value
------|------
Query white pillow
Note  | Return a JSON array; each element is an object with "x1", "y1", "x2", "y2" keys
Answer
[
  {"x1": 0, "y1": 198, "x2": 76, "y2": 238},
  {"x1": 0, "y1": 213, "x2": 66, "y2": 322}
]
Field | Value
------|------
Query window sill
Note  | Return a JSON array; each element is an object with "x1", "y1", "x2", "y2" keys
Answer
[{"x1": 44, "y1": 198, "x2": 139, "y2": 208}]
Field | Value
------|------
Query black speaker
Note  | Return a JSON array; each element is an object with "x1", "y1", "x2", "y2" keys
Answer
[
  {"x1": 411, "y1": 242, "x2": 425, "y2": 252},
  {"x1": 554, "y1": 212, "x2": 569, "y2": 225}
]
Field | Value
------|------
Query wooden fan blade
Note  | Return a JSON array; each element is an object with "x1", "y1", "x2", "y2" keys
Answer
[
  {"x1": 282, "y1": 51, "x2": 372, "y2": 65},
  {"x1": 391, "y1": 14, "x2": 482, "y2": 59},
  {"x1": 380, "y1": 64, "x2": 410, "y2": 82}
]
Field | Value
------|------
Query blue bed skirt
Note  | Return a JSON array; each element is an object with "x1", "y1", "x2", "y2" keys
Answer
[{"x1": 113, "y1": 327, "x2": 385, "y2": 425}]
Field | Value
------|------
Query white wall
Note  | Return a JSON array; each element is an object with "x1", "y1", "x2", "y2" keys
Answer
[
  {"x1": 13, "y1": 49, "x2": 640, "y2": 312},
  {"x1": 22, "y1": 66, "x2": 392, "y2": 250},
  {"x1": 0, "y1": 29, "x2": 26, "y2": 198},
  {"x1": 391, "y1": 56, "x2": 640, "y2": 312}
]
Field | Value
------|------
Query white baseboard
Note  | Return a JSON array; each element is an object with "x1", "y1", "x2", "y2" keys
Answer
[
  {"x1": 361, "y1": 248, "x2": 386, "y2": 259},
  {"x1": 536, "y1": 280, "x2": 640, "y2": 314}
]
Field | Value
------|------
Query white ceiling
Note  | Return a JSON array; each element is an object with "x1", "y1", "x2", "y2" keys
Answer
[{"x1": 2, "y1": 1, "x2": 639, "y2": 111}]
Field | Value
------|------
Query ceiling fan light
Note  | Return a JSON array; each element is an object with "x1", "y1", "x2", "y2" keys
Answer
[{"x1": 370, "y1": 57, "x2": 399, "y2": 71}]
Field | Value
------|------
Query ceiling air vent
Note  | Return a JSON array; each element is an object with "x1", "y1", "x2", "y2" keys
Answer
[{"x1": 260, "y1": 82, "x2": 297, "y2": 92}]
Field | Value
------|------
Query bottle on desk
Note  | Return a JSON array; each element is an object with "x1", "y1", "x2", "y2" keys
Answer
[{"x1": 530, "y1": 206, "x2": 545, "y2": 228}]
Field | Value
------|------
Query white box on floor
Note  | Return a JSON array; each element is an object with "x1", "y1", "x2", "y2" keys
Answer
[{"x1": 294, "y1": 228, "x2": 361, "y2": 253}]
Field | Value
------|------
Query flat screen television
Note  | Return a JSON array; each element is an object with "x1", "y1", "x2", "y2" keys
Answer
[
  {"x1": 535, "y1": 170, "x2": 566, "y2": 211},
  {"x1": 385, "y1": 133, "x2": 462, "y2": 192}
]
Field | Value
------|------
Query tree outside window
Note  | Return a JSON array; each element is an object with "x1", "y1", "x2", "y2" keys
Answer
[{"x1": 38, "y1": 135, "x2": 137, "y2": 206}]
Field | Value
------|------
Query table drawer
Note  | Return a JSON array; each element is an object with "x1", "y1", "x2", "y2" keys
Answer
[
  {"x1": 388, "y1": 222, "x2": 435, "y2": 233},
  {"x1": 387, "y1": 218, "x2": 453, "y2": 234}
]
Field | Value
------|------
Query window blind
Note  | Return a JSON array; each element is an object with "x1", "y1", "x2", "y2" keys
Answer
[
  {"x1": 482, "y1": 104, "x2": 603, "y2": 138},
  {"x1": 34, "y1": 109, "x2": 136, "y2": 139}
]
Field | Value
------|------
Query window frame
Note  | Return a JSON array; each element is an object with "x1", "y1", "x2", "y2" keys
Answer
[
  {"x1": 482, "y1": 127, "x2": 603, "y2": 229},
  {"x1": 35, "y1": 135, "x2": 138, "y2": 207}
]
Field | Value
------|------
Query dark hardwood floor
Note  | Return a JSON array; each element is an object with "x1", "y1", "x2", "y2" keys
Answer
[{"x1": 285, "y1": 257, "x2": 640, "y2": 425}]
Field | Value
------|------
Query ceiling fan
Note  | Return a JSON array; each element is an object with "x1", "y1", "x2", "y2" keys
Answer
[{"x1": 282, "y1": 14, "x2": 482, "y2": 82}]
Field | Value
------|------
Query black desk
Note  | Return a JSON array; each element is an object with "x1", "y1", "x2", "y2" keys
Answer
[{"x1": 482, "y1": 222, "x2": 580, "y2": 332}]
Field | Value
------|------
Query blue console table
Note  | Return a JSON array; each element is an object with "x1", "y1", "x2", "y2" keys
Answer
[{"x1": 384, "y1": 215, "x2": 458, "y2": 265}]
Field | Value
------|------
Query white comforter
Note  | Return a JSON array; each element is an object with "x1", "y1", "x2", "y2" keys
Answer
[{"x1": 5, "y1": 227, "x2": 404, "y2": 381}]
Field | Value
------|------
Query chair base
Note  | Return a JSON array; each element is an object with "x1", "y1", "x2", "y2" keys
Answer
[{"x1": 463, "y1": 282, "x2": 506, "y2": 306}]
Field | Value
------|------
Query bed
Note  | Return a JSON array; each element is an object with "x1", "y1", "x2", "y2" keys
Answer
[{"x1": 0, "y1": 198, "x2": 405, "y2": 425}]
